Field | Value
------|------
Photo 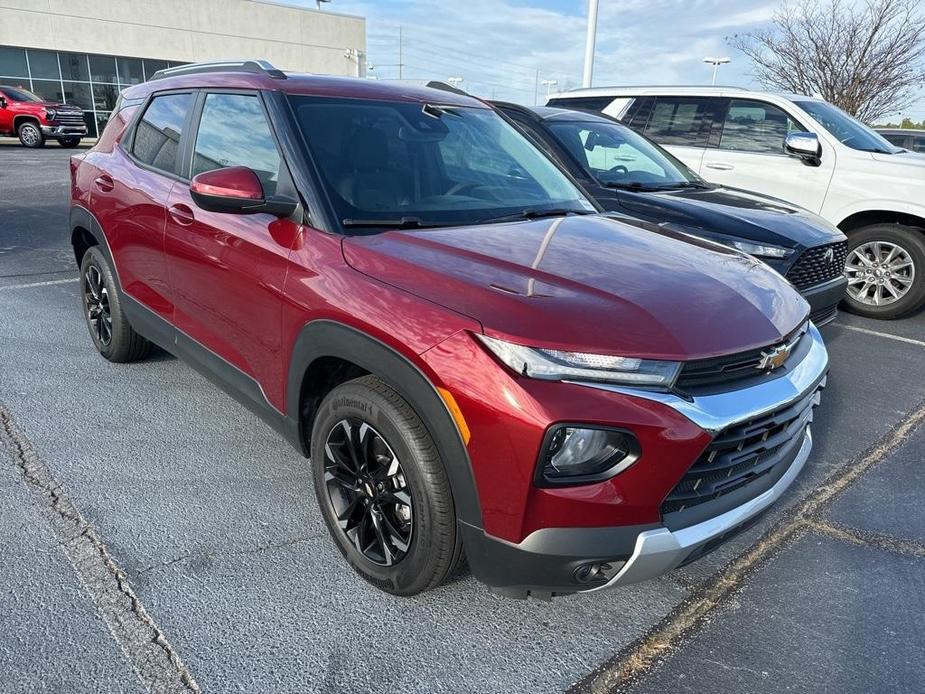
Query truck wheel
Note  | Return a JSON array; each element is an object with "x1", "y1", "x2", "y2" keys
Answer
[
  {"x1": 310, "y1": 375, "x2": 462, "y2": 596},
  {"x1": 843, "y1": 224, "x2": 925, "y2": 319},
  {"x1": 17, "y1": 121, "x2": 44, "y2": 148},
  {"x1": 58, "y1": 137, "x2": 82, "y2": 148},
  {"x1": 79, "y1": 246, "x2": 151, "y2": 362}
]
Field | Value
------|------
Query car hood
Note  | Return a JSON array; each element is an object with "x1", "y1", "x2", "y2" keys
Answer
[
  {"x1": 342, "y1": 215, "x2": 808, "y2": 360},
  {"x1": 615, "y1": 185, "x2": 843, "y2": 249}
]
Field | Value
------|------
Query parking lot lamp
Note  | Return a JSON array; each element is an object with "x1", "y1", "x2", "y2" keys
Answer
[{"x1": 703, "y1": 56, "x2": 731, "y2": 85}]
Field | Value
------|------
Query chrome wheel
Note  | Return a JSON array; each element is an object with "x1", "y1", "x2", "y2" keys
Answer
[
  {"x1": 323, "y1": 419, "x2": 413, "y2": 566},
  {"x1": 845, "y1": 240, "x2": 915, "y2": 307},
  {"x1": 84, "y1": 265, "x2": 112, "y2": 346},
  {"x1": 19, "y1": 123, "x2": 40, "y2": 146}
]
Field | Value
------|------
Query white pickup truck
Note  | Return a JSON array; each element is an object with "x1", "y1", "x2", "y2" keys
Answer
[{"x1": 549, "y1": 86, "x2": 925, "y2": 319}]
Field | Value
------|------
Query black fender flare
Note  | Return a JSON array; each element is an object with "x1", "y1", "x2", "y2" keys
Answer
[
  {"x1": 286, "y1": 320, "x2": 483, "y2": 528},
  {"x1": 69, "y1": 205, "x2": 120, "y2": 278}
]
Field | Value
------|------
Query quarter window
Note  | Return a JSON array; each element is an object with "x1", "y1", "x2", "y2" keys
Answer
[
  {"x1": 644, "y1": 97, "x2": 714, "y2": 147},
  {"x1": 192, "y1": 93, "x2": 282, "y2": 196},
  {"x1": 719, "y1": 99, "x2": 801, "y2": 154},
  {"x1": 132, "y1": 93, "x2": 193, "y2": 174}
]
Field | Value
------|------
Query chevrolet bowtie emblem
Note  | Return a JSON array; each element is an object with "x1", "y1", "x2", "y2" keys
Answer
[{"x1": 758, "y1": 343, "x2": 792, "y2": 371}]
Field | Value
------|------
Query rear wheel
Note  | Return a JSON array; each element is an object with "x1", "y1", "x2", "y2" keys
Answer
[
  {"x1": 310, "y1": 375, "x2": 462, "y2": 596},
  {"x1": 58, "y1": 137, "x2": 81, "y2": 148},
  {"x1": 80, "y1": 247, "x2": 151, "y2": 362},
  {"x1": 17, "y1": 121, "x2": 44, "y2": 148},
  {"x1": 843, "y1": 224, "x2": 925, "y2": 319}
]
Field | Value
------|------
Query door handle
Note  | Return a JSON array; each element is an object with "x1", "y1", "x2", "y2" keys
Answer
[
  {"x1": 94, "y1": 174, "x2": 114, "y2": 192},
  {"x1": 704, "y1": 162, "x2": 734, "y2": 171},
  {"x1": 168, "y1": 203, "x2": 195, "y2": 226}
]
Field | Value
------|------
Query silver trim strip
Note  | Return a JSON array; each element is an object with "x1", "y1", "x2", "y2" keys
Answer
[
  {"x1": 568, "y1": 323, "x2": 829, "y2": 433},
  {"x1": 592, "y1": 427, "x2": 813, "y2": 590}
]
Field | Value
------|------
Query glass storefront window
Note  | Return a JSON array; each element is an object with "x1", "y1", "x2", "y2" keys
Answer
[
  {"x1": 30, "y1": 78, "x2": 64, "y2": 103},
  {"x1": 0, "y1": 46, "x2": 28, "y2": 78},
  {"x1": 59, "y1": 52, "x2": 90, "y2": 82},
  {"x1": 89, "y1": 55, "x2": 117, "y2": 84},
  {"x1": 83, "y1": 112, "x2": 98, "y2": 138},
  {"x1": 92, "y1": 82, "x2": 120, "y2": 111},
  {"x1": 62, "y1": 81, "x2": 93, "y2": 110},
  {"x1": 27, "y1": 49, "x2": 61, "y2": 80},
  {"x1": 117, "y1": 57, "x2": 144, "y2": 85},
  {"x1": 143, "y1": 59, "x2": 168, "y2": 79},
  {"x1": 96, "y1": 112, "x2": 111, "y2": 138}
]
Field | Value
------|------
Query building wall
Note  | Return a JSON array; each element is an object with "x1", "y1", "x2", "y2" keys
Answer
[{"x1": 0, "y1": 0, "x2": 366, "y2": 76}]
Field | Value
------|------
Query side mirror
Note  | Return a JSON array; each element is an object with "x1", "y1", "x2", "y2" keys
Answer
[
  {"x1": 190, "y1": 166, "x2": 298, "y2": 217},
  {"x1": 785, "y1": 132, "x2": 821, "y2": 166},
  {"x1": 0, "y1": 96, "x2": 7, "y2": 109}
]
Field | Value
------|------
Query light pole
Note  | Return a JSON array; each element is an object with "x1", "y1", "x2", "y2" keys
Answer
[
  {"x1": 541, "y1": 79, "x2": 558, "y2": 98},
  {"x1": 447, "y1": 76, "x2": 464, "y2": 89},
  {"x1": 703, "y1": 56, "x2": 730, "y2": 85},
  {"x1": 316, "y1": 0, "x2": 331, "y2": 10},
  {"x1": 582, "y1": 0, "x2": 600, "y2": 88}
]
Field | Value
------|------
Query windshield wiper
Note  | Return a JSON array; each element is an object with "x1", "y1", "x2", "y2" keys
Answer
[
  {"x1": 602, "y1": 181, "x2": 670, "y2": 192},
  {"x1": 855, "y1": 146, "x2": 893, "y2": 154},
  {"x1": 341, "y1": 216, "x2": 456, "y2": 229},
  {"x1": 478, "y1": 207, "x2": 592, "y2": 224}
]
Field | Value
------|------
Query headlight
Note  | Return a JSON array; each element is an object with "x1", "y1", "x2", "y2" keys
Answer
[
  {"x1": 539, "y1": 425, "x2": 639, "y2": 485},
  {"x1": 477, "y1": 334, "x2": 680, "y2": 387},
  {"x1": 45, "y1": 108, "x2": 57, "y2": 120},
  {"x1": 728, "y1": 239, "x2": 793, "y2": 259}
]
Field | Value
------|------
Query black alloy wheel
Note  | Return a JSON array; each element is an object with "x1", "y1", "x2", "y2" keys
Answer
[
  {"x1": 323, "y1": 418, "x2": 413, "y2": 566},
  {"x1": 84, "y1": 264, "x2": 113, "y2": 347}
]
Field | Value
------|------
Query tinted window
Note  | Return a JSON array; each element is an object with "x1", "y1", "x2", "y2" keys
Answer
[
  {"x1": 546, "y1": 96, "x2": 615, "y2": 112},
  {"x1": 89, "y1": 55, "x2": 117, "y2": 84},
  {"x1": 719, "y1": 99, "x2": 801, "y2": 153},
  {"x1": 30, "y1": 79, "x2": 64, "y2": 103},
  {"x1": 912, "y1": 135, "x2": 925, "y2": 154},
  {"x1": 59, "y1": 52, "x2": 90, "y2": 82},
  {"x1": 117, "y1": 57, "x2": 144, "y2": 86},
  {"x1": 0, "y1": 86, "x2": 42, "y2": 102},
  {"x1": 0, "y1": 47, "x2": 29, "y2": 78},
  {"x1": 27, "y1": 49, "x2": 60, "y2": 80},
  {"x1": 132, "y1": 93, "x2": 193, "y2": 174},
  {"x1": 879, "y1": 133, "x2": 906, "y2": 147},
  {"x1": 644, "y1": 97, "x2": 713, "y2": 147},
  {"x1": 192, "y1": 94, "x2": 282, "y2": 196}
]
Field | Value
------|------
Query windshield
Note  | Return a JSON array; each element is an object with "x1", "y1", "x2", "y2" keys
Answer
[
  {"x1": 793, "y1": 100, "x2": 900, "y2": 154},
  {"x1": 546, "y1": 118, "x2": 703, "y2": 190},
  {"x1": 0, "y1": 86, "x2": 43, "y2": 103},
  {"x1": 288, "y1": 96, "x2": 593, "y2": 231}
]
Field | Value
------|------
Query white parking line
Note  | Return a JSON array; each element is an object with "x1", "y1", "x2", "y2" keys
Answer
[
  {"x1": 835, "y1": 323, "x2": 925, "y2": 348},
  {"x1": 0, "y1": 278, "x2": 78, "y2": 291}
]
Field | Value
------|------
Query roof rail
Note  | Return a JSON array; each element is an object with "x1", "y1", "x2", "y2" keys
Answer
[
  {"x1": 425, "y1": 80, "x2": 470, "y2": 97},
  {"x1": 149, "y1": 60, "x2": 287, "y2": 81}
]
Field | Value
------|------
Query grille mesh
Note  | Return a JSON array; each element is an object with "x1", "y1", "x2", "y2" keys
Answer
[
  {"x1": 661, "y1": 384, "x2": 823, "y2": 516},
  {"x1": 786, "y1": 242, "x2": 847, "y2": 290}
]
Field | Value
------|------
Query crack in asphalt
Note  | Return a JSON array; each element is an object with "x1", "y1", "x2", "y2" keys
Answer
[
  {"x1": 806, "y1": 518, "x2": 925, "y2": 559},
  {"x1": 0, "y1": 405, "x2": 201, "y2": 694},
  {"x1": 568, "y1": 401, "x2": 925, "y2": 694},
  {"x1": 135, "y1": 534, "x2": 324, "y2": 576}
]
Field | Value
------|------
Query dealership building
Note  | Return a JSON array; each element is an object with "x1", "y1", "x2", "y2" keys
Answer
[{"x1": 0, "y1": 0, "x2": 366, "y2": 137}]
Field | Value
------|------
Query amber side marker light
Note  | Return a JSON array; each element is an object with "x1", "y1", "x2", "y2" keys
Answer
[{"x1": 437, "y1": 387, "x2": 471, "y2": 445}]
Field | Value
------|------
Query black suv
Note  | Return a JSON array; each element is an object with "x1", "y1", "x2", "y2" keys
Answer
[{"x1": 493, "y1": 102, "x2": 848, "y2": 325}]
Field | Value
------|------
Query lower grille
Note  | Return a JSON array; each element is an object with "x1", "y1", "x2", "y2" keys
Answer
[
  {"x1": 661, "y1": 384, "x2": 823, "y2": 516},
  {"x1": 809, "y1": 304, "x2": 838, "y2": 326},
  {"x1": 787, "y1": 242, "x2": 848, "y2": 290}
]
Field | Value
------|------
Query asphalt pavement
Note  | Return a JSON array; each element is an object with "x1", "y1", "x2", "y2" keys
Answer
[{"x1": 1, "y1": 144, "x2": 923, "y2": 693}]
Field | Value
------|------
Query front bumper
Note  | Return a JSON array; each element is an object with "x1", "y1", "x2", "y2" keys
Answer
[
  {"x1": 41, "y1": 125, "x2": 87, "y2": 137},
  {"x1": 801, "y1": 276, "x2": 847, "y2": 326},
  {"x1": 463, "y1": 323, "x2": 829, "y2": 598}
]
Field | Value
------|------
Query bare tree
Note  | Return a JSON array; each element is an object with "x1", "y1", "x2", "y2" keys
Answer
[{"x1": 729, "y1": 0, "x2": 925, "y2": 122}]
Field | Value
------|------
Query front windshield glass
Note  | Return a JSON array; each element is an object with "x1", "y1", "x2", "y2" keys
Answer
[
  {"x1": 546, "y1": 118, "x2": 702, "y2": 190},
  {"x1": 288, "y1": 96, "x2": 593, "y2": 230},
  {"x1": 793, "y1": 99, "x2": 900, "y2": 154},
  {"x1": 0, "y1": 86, "x2": 43, "y2": 103}
]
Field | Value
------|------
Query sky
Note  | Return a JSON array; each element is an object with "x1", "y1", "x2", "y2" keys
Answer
[{"x1": 302, "y1": 0, "x2": 924, "y2": 122}]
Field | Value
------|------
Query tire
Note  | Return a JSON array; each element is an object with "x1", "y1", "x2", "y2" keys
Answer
[
  {"x1": 79, "y1": 246, "x2": 151, "y2": 362},
  {"x1": 842, "y1": 224, "x2": 925, "y2": 319},
  {"x1": 58, "y1": 137, "x2": 81, "y2": 148},
  {"x1": 17, "y1": 121, "x2": 44, "y2": 148},
  {"x1": 310, "y1": 375, "x2": 463, "y2": 596}
]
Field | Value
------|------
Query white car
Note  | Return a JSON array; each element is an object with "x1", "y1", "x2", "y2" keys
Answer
[{"x1": 548, "y1": 86, "x2": 925, "y2": 319}]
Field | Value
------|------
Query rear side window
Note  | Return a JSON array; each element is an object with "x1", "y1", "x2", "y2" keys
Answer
[
  {"x1": 132, "y1": 93, "x2": 193, "y2": 174},
  {"x1": 644, "y1": 97, "x2": 715, "y2": 147},
  {"x1": 546, "y1": 96, "x2": 615, "y2": 112},
  {"x1": 913, "y1": 135, "x2": 925, "y2": 153},
  {"x1": 192, "y1": 93, "x2": 282, "y2": 196},
  {"x1": 719, "y1": 99, "x2": 802, "y2": 153}
]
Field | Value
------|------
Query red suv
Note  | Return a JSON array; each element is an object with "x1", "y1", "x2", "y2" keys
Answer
[
  {"x1": 0, "y1": 86, "x2": 86, "y2": 148},
  {"x1": 69, "y1": 61, "x2": 828, "y2": 598}
]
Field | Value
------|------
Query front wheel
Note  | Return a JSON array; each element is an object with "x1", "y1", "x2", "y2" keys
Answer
[
  {"x1": 310, "y1": 375, "x2": 462, "y2": 596},
  {"x1": 58, "y1": 137, "x2": 82, "y2": 148},
  {"x1": 17, "y1": 121, "x2": 44, "y2": 148},
  {"x1": 843, "y1": 224, "x2": 925, "y2": 319}
]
